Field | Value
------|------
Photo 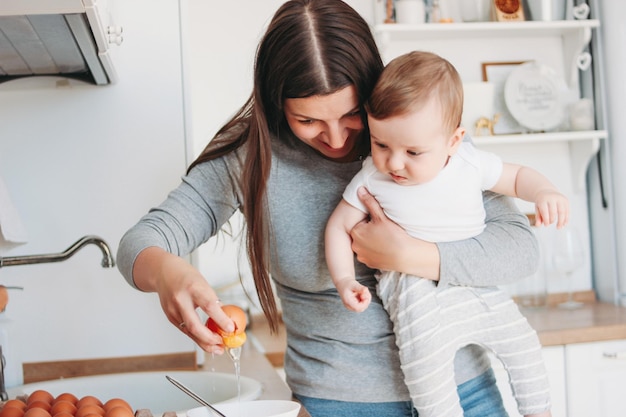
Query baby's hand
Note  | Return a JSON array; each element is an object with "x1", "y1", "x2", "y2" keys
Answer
[
  {"x1": 337, "y1": 278, "x2": 372, "y2": 313},
  {"x1": 534, "y1": 190, "x2": 569, "y2": 228}
]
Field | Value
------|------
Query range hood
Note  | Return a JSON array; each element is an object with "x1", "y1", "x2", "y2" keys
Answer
[{"x1": 0, "y1": 0, "x2": 122, "y2": 85}]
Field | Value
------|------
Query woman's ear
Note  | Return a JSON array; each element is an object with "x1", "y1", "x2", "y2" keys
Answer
[{"x1": 448, "y1": 126, "x2": 466, "y2": 155}]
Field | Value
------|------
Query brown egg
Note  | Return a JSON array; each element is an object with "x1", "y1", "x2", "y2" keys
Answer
[
  {"x1": 104, "y1": 407, "x2": 133, "y2": 417},
  {"x1": 75, "y1": 405, "x2": 104, "y2": 417},
  {"x1": 2, "y1": 400, "x2": 27, "y2": 411},
  {"x1": 49, "y1": 401, "x2": 76, "y2": 417},
  {"x1": 53, "y1": 394, "x2": 78, "y2": 406},
  {"x1": 75, "y1": 398, "x2": 102, "y2": 410},
  {"x1": 102, "y1": 400, "x2": 131, "y2": 413},
  {"x1": 52, "y1": 412, "x2": 74, "y2": 417},
  {"x1": 0, "y1": 285, "x2": 9, "y2": 312},
  {"x1": 26, "y1": 392, "x2": 53, "y2": 406},
  {"x1": 22, "y1": 408, "x2": 51, "y2": 417},
  {"x1": 0, "y1": 406, "x2": 25, "y2": 417},
  {"x1": 206, "y1": 304, "x2": 248, "y2": 348},
  {"x1": 26, "y1": 402, "x2": 50, "y2": 413}
]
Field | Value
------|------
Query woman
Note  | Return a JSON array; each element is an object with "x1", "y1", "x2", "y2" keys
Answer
[{"x1": 117, "y1": 1, "x2": 538, "y2": 416}]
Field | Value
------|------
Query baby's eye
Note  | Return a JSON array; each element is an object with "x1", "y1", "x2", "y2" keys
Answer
[
  {"x1": 374, "y1": 142, "x2": 388, "y2": 149},
  {"x1": 407, "y1": 150, "x2": 420, "y2": 156}
]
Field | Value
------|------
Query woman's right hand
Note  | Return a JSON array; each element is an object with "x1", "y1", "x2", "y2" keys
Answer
[
  {"x1": 132, "y1": 247, "x2": 235, "y2": 354},
  {"x1": 350, "y1": 187, "x2": 441, "y2": 281}
]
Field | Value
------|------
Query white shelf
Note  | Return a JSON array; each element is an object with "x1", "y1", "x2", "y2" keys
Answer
[
  {"x1": 374, "y1": 20, "x2": 599, "y2": 87},
  {"x1": 473, "y1": 129, "x2": 606, "y2": 146},
  {"x1": 374, "y1": 20, "x2": 600, "y2": 41}
]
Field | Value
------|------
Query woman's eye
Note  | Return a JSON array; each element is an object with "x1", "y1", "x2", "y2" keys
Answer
[
  {"x1": 298, "y1": 119, "x2": 314, "y2": 125},
  {"x1": 346, "y1": 110, "x2": 361, "y2": 117}
]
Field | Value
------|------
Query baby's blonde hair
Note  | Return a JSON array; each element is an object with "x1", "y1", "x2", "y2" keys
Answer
[{"x1": 366, "y1": 51, "x2": 463, "y2": 135}]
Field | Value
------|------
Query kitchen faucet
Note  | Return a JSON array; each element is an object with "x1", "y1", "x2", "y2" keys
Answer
[
  {"x1": 0, "y1": 235, "x2": 115, "y2": 268},
  {"x1": 0, "y1": 235, "x2": 114, "y2": 399}
]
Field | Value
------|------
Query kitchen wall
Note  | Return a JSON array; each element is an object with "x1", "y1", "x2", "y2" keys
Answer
[{"x1": 0, "y1": 0, "x2": 196, "y2": 386}]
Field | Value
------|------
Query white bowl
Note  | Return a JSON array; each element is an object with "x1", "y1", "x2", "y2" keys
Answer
[
  {"x1": 7, "y1": 371, "x2": 263, "y2": 415},
  {"x1": 187, "y1": 401, "x2": 301, "y2": 417}
]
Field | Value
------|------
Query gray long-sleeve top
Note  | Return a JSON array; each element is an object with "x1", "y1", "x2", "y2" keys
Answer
[{"x1": 117, "y1": 133, "x2": 538, "y2": 403}]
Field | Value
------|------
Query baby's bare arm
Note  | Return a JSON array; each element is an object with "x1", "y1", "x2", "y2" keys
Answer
[
  {"x1": 325, "y1": 199, "x2": 368, "y2": 288},
  {"x1": 491, "y1": 163, "x2": 569, "y2": 228}
]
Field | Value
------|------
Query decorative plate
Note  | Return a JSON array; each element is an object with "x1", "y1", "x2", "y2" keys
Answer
[{"x1": 504, "y1": 62, "x2": 567, "y2": 131}]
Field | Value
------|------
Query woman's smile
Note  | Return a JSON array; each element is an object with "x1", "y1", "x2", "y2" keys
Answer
[{"x1": 284, "y1": 85, "x2": 363, "y2": 160}]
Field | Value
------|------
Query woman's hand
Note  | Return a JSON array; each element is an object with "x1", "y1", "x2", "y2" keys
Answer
[
  {"x1": 133, "y1": 247, "x2": 235, "y2": 354},
  {"x1": 349, "y1": 187, "x2": 441, "y2": 281}
]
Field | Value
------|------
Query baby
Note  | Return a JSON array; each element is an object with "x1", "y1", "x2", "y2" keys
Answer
[{"x1": 325, "y1": 51, "x2": 561, "y2": 417}]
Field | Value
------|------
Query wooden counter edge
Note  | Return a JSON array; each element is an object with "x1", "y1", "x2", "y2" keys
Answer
[
  {"x1": 23, "y1": 352, "x2": 197, "y2": 383},
  {"x1": 537, "y1": 323, "x2": 626, "y2": 346},
  {"x1": 520, "y1": 294, "x2": 626, "y2": 346}
]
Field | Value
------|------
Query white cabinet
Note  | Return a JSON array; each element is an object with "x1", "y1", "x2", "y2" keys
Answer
[
  {"x1": 492, "y1": 339, "x2": 626, "y2": 416},
  {"x1": 565, "y1": 339, "x2": 626, "y2": 417},
  {"x1": 490, "y1": 346, "x2": 567, "y2": 417}
]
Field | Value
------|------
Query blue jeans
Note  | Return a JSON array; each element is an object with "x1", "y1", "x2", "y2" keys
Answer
[{"x1": 294, "y1": 369, "x2": 509, "y2": 417}]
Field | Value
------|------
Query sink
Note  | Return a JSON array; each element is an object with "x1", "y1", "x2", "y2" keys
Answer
[{"x1": 6, "y1": 371, "x2": 263, "y2": 415}]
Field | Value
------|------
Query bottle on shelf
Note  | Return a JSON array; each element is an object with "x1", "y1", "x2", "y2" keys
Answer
[{"x1": 429, "y1": 0, "x2": 441, "y2": 23}]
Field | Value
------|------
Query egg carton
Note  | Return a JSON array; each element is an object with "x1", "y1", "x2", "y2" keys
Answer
[{"x1": 135, "y1": 409, "x2": 177, "y2": 417}]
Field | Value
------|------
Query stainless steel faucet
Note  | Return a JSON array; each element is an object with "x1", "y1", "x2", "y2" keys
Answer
[
  {"x1": 0, "y1": 236, "x2": 114, "y2": 397},
  {"x1": 0, "y1": 235, "x2": 115, "y2": 268}
]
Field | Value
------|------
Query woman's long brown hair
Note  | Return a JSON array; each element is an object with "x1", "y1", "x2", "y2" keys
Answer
[{"x1": 188, "y1": 0, "x2": 384, "y2": 332}]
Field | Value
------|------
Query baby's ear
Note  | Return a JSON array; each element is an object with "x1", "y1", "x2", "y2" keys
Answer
[{"x1": 448, "y1": 126, "x2": 466, "y2": 155}]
